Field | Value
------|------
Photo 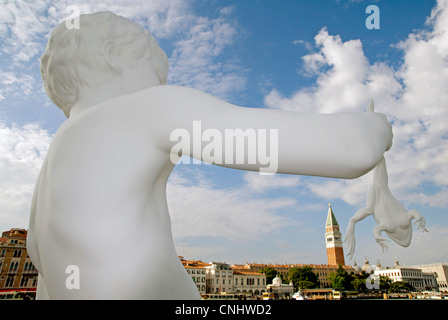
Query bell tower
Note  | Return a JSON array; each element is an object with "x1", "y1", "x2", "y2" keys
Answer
[{"x1": 325, "y1": 203, "x2": 345, "y2": 266}]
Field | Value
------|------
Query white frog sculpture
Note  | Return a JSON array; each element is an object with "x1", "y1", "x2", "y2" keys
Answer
[{"x1": 345, "y1": 103, "x2": 428, "y2": 260}]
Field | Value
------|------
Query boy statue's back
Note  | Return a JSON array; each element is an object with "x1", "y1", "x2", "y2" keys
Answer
[{"x1": 27, "y1": 11, "x2": 415, "y2": 299}]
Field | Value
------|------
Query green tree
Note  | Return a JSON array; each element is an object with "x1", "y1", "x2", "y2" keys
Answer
[
  {"x1": 328, "y1": 265, "x2": 354, "y2": 290},
  {"x1": 389, "y1": 281, "x2": 415, "y2": 293},
  {"x1": 260, "y1": 267, "x2": 278, "y2": 285},
  {"x1": 288, "y1": 266, "x2": 319, "y2": 290},
  {"x1": 379, "y1": 275, "x2": 392, "y2": 291},
  {"x1": 350, "y1": 273, "x2": 391, "y2": 292},
  {"x1": 351, "y1": 276, "x2": 367, "y2": 291}
]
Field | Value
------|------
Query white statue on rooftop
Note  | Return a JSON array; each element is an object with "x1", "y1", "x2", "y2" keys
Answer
[{"x1": 26, "y1": 11, "x2": 420, "y2": 299}]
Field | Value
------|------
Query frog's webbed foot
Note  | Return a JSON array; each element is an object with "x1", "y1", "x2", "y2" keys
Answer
[
  {"x1": 415, "y1": 217, "x2": 429, "y2": 233},
  {"x1": 376, "y1": 237, "x2": 390, "y2": 253},
  {"x1": 409, "y1": 209, "x2": 429, "y2": 233},
  {"x1": 373, "y1": 225, "x2": 389, "y2": 253}
]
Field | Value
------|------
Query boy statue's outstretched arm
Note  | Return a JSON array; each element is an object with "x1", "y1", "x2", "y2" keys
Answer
[{"x1": 151, "y1": 85, "x2": 393, "y2": 179}]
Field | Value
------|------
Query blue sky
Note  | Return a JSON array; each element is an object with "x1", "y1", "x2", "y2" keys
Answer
[{"x1": 1, "y1": 0, "x2": 447, "y2": 268}]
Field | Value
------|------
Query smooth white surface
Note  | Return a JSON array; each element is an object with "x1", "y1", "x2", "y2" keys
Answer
[
  {"x1": 27, "y1": 11, "x2": 413, "y2": 299},
  {"x1": 344, "y1": 156, "x2": 428, "y2": 260}
]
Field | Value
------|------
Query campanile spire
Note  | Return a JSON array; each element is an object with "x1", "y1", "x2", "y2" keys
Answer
[{"x1": 325, "y1": 203, "x2": 345, "y2": 266}]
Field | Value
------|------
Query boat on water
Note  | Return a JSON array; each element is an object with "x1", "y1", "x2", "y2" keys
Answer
[{"x1": 292, "y1": 290, "x2": 307, "y2": 300}]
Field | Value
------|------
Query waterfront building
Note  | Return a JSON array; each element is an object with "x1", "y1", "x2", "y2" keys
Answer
[
  {"x1": 265, "y1": 274, "x2": 294, "y2": 299},
  {"x1": 231, "y1": 262, "x2": 354, "y2": 288},
  {"x1": 0, "y1": 228, "x2": 38, "y2": 298},
  {"x1": 205, "y1": 261, "x2": 234, "y2": 293},
  {"x1": 232, "y1": 270, "x2": 266, "y2": 297},
  {"x1": 410, "y1": 262, "x2": 448, "y2": 292},
  {"x1": 179, "y1": 257, "x2": 209, "y2": 295},
  {"x1": 374, "y1": 259, "x2": 438, "y2": 291}
]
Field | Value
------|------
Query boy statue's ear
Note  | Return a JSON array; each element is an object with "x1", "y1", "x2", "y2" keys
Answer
[{"x1": 103, "y1": 40, "x2": 123, "y2": 73}]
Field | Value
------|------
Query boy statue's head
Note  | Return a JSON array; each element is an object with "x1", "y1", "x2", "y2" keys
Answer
[{"x1": 41, "y1": 11, "x2": 169, "y2": 118}]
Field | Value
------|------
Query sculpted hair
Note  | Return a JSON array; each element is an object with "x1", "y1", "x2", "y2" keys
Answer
[{"x1": 41, "y1": 11, "x2": 169, "y2": 117}]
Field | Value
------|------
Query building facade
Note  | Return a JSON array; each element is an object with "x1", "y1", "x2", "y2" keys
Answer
[
  {"x1": 180, "y1": 257, "x2": 209, "y2": 295},
  {"x1": 265, "y1": 275, "x2": 294, "y2": 299},
  {"x1": 411, "y1": 263, "x2": 448, "y2": 292},
  {"x1": 374, "y1": 259, "x2": 438, "y2": 291},
  {"x1": 205, "y1": 262, "x2": 234, "y2": 293},
  {"x1": 325, "y1": 203, "x2": 345, "y2": 266},
  {"x1": 232, "y1": 270, "x2": 266, "y2": 296},
  {"x1": 232, "y1": 262, "x2": 354, "y2": 289},
  {"x1": 0, "y1": 228, "x2": 38, "y2": 298}
]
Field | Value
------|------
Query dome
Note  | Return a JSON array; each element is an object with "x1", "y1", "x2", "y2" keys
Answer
[
  {"x1": 353, "y1": 261, "x2": 362, "y2": 274},
  {"x1": 362, "y1": 258, "x2": 375, "y2": 274},
  {"x1": 272, "y1": 275, "x2": 282, "y2": 286},
  {"x1": 375, "y1": 261, "x2": 382, "y2": 272}
]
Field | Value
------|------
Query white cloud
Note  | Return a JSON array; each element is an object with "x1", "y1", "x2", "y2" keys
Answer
[
  {"x1": 0, "y1": 0, "x2": 51, "y2": 64},
  {"x1": 0, "y1": 0, "x2": 246, "y2": 104},
  {"x1": 306, "y1": 174, "x2": 372, "y2": 206},
  {"x1": 47, "y1": 0, "x2": 194, "y2": 39},
  {"x1": 0, "y1": 0, "x2": 192, "y2": 65},
  {"x1": 167, "y1": 168, "x2": 297, "y2": 242},
  {"x1": 167, "y1": 6, "x2": 246, "y2": 100},
  {"x1": 0, "y1": 71, "x2": 36, "y2": 99},
  {"x1": 266, "y1": 27, "x2": 401, "y2": 114},
  {"x1": 0, "y1": 122, "x2": 52, "y2": 232},
  {"x1": 243, "y1": 171, "x2": 301, "y2": 193},
  {"x1": 264, "y1": 1, "x2": 448, "y2": 209}
]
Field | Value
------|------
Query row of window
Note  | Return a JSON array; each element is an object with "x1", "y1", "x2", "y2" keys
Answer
[
  {"x1": 186, "y1": 269, "x2": 205, "y2": 275},
  {"x1": 211, "y1": 265, "x2": 230, "y2": 270},
  {"x1": 191, "y1": 276, "x2": 206, "y2": 283},
  {"x1": 381, "y1": 271, "x2": 422, "y2": 278},
  {"x1": 3, "y1": 275, "x2": 37, "y2": 288},
  {"x1": 422, "y1": 278, "x2": 436, "y2": 285},
  {"x1": 403, "y1": 271, "x2": 423, "y2": 278},
  {"x1": 234, "y1": 278, "x2": 265, "y2": 286},
  {"x1": 196, "y1": 285, "x2": 206, "y2": 292},
  {"x1": 213, "y1": 279, "x2": 232, "y2": 285},
  {"x1": 212, "y1": 271, "x2": 233, "y2": 277},
  {"x1": 315, "y1": 271, "x2": 332, "y2": 277},
  {"x1": 0, "y1": 260, "x2": 37, "y2": 272},
  {"x1": 1, "y1": 249, "x2": 24, "y2": 257},
  {"x1": 8, "y1": 261, "x2": 19, "y2": 271},
  {"x1": 208, "y1": 278, "x2": 267, "y2": 287}
]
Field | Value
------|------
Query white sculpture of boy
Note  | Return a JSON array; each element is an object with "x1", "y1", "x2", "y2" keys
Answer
[{"x1": 28, "y1": 11, "x2": 393, "y2": 299}]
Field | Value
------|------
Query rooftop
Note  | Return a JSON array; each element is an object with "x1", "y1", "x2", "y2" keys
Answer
[{"x1": 1, "y1": 228, "x2": 27, "y2": 238}]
